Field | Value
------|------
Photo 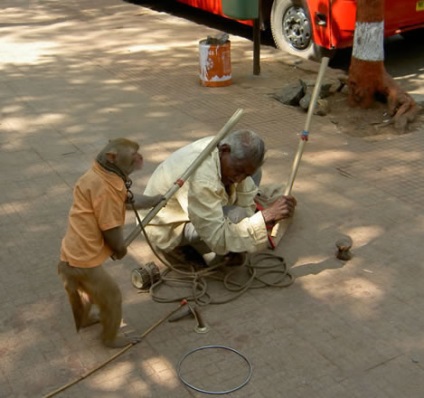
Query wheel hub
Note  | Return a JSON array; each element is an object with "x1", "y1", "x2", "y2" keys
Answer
[{"x1": 283, "y1": 7, "x2": 311, "y2": 50}]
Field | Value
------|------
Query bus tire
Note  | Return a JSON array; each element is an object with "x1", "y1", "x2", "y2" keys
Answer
[
  {"x1": 270, "y1": 0, "x2": 329, "y2": 61},
  {"x1": 400, "y1": 28, "x2": 424, "y2": 41}
]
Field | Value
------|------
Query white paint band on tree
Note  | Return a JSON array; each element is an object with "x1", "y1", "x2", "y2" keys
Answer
[{"x1": 352, "y1": 21, "x2": 385, "y2": 61}]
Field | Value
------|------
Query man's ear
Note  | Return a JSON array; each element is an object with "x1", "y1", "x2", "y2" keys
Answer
[
  {"x1": 218, "y1": 143, "x2": 231, "y2": 154},
  {"x1": 105, "y1": 151, "x2": 117, "y2": 164}
]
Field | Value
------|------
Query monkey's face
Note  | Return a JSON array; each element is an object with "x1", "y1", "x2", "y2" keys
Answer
[{"x1": 117, "y1": 148, "x2": 144, "y2": 176}]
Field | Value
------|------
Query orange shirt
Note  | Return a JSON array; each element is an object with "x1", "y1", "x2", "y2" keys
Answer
[{"x1": 60, "y1": 161, "x2": 127, "y2": 268}]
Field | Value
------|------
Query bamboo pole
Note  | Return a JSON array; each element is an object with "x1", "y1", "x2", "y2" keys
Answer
[
  {"x1": 43, "y1": 300, "x2": 188, "y2": 398},
  {"x1": 270, "y1": 58, "x2": 329, "y2": 245}
]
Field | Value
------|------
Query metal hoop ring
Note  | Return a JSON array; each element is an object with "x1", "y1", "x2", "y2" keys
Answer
[{"x1": 177, "y1": 344, "x2": 252, "y2": 395}]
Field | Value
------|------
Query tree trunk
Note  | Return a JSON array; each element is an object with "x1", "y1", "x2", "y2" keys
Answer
[{"x1": 348, "y1": 0, "x2": 419, "y2": 132}]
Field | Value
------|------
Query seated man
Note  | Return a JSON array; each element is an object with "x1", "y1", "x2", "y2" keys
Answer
[{"x1": 143, "y1": 130, "x2": 297, "y2": 266}]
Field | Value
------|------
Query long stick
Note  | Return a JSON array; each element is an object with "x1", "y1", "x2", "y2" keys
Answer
[
  {"x1": 270, "y1": 57, "x2": 329, "y2": 243},
  {"x1": 43, "y1": 300, "x2": 188, "y2": 398},
  {"x1": 284, "y1": 57, "x2": 329, "y2": 195},
  {"x1": 123, "y1": 108, "x2": 244, "y2": 247}
]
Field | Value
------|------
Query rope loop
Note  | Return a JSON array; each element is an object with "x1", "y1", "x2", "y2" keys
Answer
[{"x1": 147, "y1": 248, "x2": 294, "y2": 305}]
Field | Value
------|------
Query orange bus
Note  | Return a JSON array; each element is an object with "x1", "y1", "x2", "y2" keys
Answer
[{"x1": 176, "y1": 0, "x2": 424, "y2": 60}]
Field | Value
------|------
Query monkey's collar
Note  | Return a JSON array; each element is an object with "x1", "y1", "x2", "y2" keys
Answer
[{"x1": 96, "y1": 160, "x2": 134, "y2": 204}]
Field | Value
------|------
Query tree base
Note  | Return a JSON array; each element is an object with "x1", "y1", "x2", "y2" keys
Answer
[{"x1": 348, "y1": 58, "x2": 420, "y2": 133}]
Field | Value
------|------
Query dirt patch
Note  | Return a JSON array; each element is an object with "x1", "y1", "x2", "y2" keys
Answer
[
  {"x1": 324, "y1": 88, "x2": 424, "y2": 139},
  {"x1": 256, "y1": 57, "x2": 423, "y2": 139},
  {"x1": 265, "y1": 58, "x2": 424, "y2": 139}
]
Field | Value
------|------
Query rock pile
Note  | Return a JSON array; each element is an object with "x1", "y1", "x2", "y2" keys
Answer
[{"x1": 272, "y1": 78, "x2": 334, "y2": 116}]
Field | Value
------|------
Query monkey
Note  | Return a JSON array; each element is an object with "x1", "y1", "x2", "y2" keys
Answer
[{"x1": 57, "y1": 138, "x2": 162, "y2": 348}]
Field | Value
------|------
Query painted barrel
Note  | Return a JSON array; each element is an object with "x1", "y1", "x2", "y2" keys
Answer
[{"x1": 199, "y1": 39, "x2": 232, "y2": 87}]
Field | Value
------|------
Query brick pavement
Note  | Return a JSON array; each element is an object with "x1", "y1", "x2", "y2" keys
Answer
[{"x1": 1, "y1": 0, "x2": 424, "y2": 397}]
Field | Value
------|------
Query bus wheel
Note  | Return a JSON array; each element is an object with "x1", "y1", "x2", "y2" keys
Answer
[
  {"x1": 400, "y1": 28, "x2": 424, "y2": 41},
  {"x1": 270, "y1": 0, "x2": 328, "y2": 61}
]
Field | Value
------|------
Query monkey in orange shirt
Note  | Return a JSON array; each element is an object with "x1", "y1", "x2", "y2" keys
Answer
[{"x1": 58, "y1": 138, "x2": 161, "y2": 348}]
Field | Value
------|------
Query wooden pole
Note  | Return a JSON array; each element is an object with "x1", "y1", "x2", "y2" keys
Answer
[
  {"x1": 270, "y1": 57, "x2": 329, "y2": 246},
  {"x1": 43, "y1": 300, "x2": 188, "y2": 398}
]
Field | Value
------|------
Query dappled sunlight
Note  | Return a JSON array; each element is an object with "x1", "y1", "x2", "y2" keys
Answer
[
  {"x1": 393, "y1": 68, "x2": 424, "y2": 94},
  {"x1": 301, "y1": 273, "x2": 384, "y2": 300},
  {"x1": 0, "y1": 0, "x2": 251, "y2": 156},
  {"x1": 144, "y1": 141, "x2": 195, "y2": 163},
  {"x1": 70, "y1": 77, "x2": 122, "y2": 86},
  {"x1": 0, "y1": 299, "x2": 56, "y2": 367},
  {"x1": 89, "y1": 361, "x2": 134, "y2": 390},
  {"x1": 305, "y1": 149, "x2": 357, "y2": 166},
  {"x1": 0, "y1": 328, "x2": 42, "y2": 375},
  {"x1": 301, "y1": 274, "x2": 385, "y2": 319},
  {"x1": 293, "y1": 254, "x2": 329, "y2": 268},
  {"x1": 127, "y1": 41, "x2": 198, "y2": 53},
  {"x1": 142, "y1": 356, "x2": 180, "y2": 387},
  {"x1": 33, "y1": 113, "x2": 66, "y2": 125},
  {"x1": 377, "y1": 162, "x2": 422, "y2": 175},
  {"x1": 0, "y1": 9, "x2": 204, "y2": 74},
  {"x1": 1, "y1": 1, "x2": 424, "y2": 396},
  {"x1": 265, "y1": 148, "x2": 291, "y2": 160},
  {"x1": 0, "y1": 40, "x2": 56, "y2": 65},
  {"x1": 285, "y1": 178, "x2": 360, "y2": 212},
  {"x1": 338, "y1": 276, "x2": 384, "y2": 300},
  {"x1": 397, "y1": 335, "x2": 424, "y2": 352},
  {"x1": 2, "y1": 104, "x2": 29, "y2": 114},
  {"x1": 291, "y1": 179, "x2": 328, "y2": 194},
  {"x1": 346, "y1": 225, "x2": 385, "y2": 248},
  {"x1": 0, "y1": 200, "x2": 31, "y2": 218},
  {"x1": 2, "y1": 116, "x2": 44, "y2": 131},
  {"x1": 24, "y1": 220, "x2": 60, "y2": 233}
]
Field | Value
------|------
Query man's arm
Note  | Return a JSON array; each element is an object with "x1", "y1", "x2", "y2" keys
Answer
[
  {"x1": 188, "y1": 177, "x2": 269, "y2": 254},
  {"x1": 102, "y1": 226, "x2": 127, "y2": 259}
]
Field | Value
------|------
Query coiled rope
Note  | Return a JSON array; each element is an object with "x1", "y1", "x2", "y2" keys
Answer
[
  {"x1": 150, "y1": 252, "x2": 293, "y2": 305},
  {"x1": 137, "y1": 217, "x2": 294, "y2": 305}
]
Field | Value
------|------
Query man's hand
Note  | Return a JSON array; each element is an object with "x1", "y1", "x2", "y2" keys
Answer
[{"x1": 261, "y1": 195, "x2": 297, "y2": 225}]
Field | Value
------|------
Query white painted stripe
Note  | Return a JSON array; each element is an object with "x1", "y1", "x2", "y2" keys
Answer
[{"x1": 352, "y1": 21, "x2": 385, "y2": 61}]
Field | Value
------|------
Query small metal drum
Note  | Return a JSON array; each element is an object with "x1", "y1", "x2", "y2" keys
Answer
[{"x1": 131, "y1": 261, "x2": 161, "y2": 290}]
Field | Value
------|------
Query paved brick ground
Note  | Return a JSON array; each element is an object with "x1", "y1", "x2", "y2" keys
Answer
[{"x1": 1, "y1": 1, "x2": 424, "y2": 397}]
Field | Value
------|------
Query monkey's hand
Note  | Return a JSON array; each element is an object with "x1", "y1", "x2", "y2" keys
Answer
[{"x1": 129, "y1": 194, "x2": 164, "y2": 210}]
